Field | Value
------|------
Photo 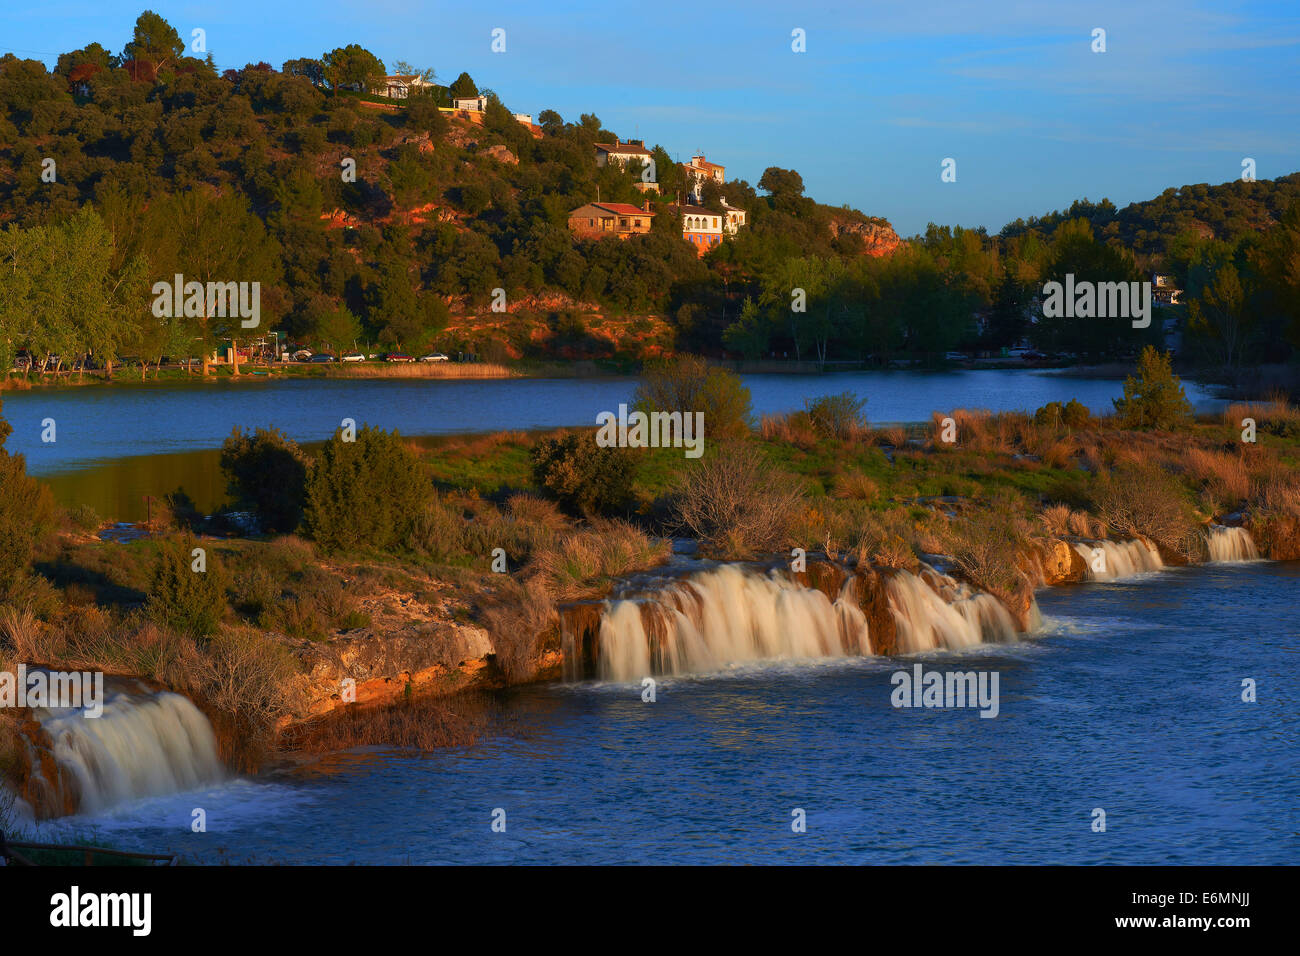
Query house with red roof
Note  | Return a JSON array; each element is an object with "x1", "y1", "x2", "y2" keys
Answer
[{"x1": 567, "y1": 201, "x2": 656, "y2": 239}]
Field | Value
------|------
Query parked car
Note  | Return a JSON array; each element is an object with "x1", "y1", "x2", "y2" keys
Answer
[
  {"x1": 418, "y1": 352, "x2": 450, "y2": 362},
  {"x1": 309, "y1": 353, "x2": 337, "y2": 363},
  {"x1": 383, "y1": 352, "x2": 414, "y2": 363},
  {"x1": 292, "y1": 349, "x2": 314, "y2": 362},
  {"x1": 944, "y1": 351, "x2": 967, "y2": 362},
  {"x1": 341, "y1": 352, "x2": 366, "y2": 363}
]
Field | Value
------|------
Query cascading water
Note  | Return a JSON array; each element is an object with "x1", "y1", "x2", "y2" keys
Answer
[
  {"x1": 25, "y1": 681, "x2": 225, "y2": 816},
  {"x1": 581, "y1": 562, "x2": 1022, "y2": 682},
  {"x1": 596, "y1": 564, "x2": 870, "y2": 681},
  {"x1": 1205, "y1": 525, "x2": 1260, "y2": 563},
  {"x1": 887, "y1": 568, "x2": 1018, "y2": 654},
  {"x1": 1072, "y1": 539, "x2": 1164, "y2": 581}
]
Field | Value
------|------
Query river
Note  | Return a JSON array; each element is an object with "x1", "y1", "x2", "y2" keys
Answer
[{"x1": 31, "y1": 559, "x2": 1298, "y2": 865}]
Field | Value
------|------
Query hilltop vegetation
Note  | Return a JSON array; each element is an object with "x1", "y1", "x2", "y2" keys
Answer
[{"x1": 1, "y1": 9, "x2": 1298, "y2": 377}]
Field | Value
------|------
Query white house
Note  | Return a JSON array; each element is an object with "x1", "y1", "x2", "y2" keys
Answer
[
  {"x1": 670, "y1": 203, "x2": 724, "y2": 256},
  {"x1": 595, "y1": 139, "x2": 654, "y2": 172},
  {"x1": 375, "y1": 74, "x2": 433, "y2": 99},
  {"x1": 453, "y1": 94, "x2": 489, "y2": 112},
  {"x1": 720, "y1": 197, "x2": 747, "y2": 235}
]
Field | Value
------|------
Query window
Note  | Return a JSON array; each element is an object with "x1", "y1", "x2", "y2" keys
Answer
[{"x1": 620, "y1": 218, "x2": 628, "y2": 228}]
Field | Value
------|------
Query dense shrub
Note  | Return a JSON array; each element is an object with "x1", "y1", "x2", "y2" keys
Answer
[
  {"x1": 304, "y1": 426, "x2": 429, "y2": 552},
  {"x1": 671, "y1": 442, "x2": 805, "y2": 556},
  {"x1": 805, "y1": 392, "x2": 869, "y2": 440},
  {"x1": 146, "y1": 535, "x2": 228, "y2": 638},
  {"x1": 1114, "y1": 347, "x2": 1193, "y2": 429},
  {"x1": 197, "y1": 626, "x2": 299, "y2": 770},
  {"x1": 1034, "y1": 398, "x2": 1092, "y2": 430},
  {"x1": 0, "y1": 405, "x2": 58, "y2": 598},
  {"x1": 632, "y1": 355, "x2": 752, "y2": 441},
  {"x1": 220, "y1": 426, "x2": 311, "y2": 533},
  {"x1": 530, "y1": 432, "x2": 638, "y2": 515},
  {"x1": 1093, "y1": 462, "x2": 1198, "y2": 554}
]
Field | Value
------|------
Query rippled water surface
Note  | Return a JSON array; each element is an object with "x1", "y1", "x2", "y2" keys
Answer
[{"x1": 39, "y1": 561, "x2": 1299, "y2": 865}]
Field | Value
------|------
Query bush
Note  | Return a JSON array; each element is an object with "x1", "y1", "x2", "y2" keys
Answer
[
  {"x1": 68, "y1": 503, "x2": 101, "y2": 531},
  {"x1": 633, "y1": 354, "x2": 751, "y2": 441},
  {"x1": 304, "y1": 426, "x2": 430, "y2": 552},
  {"x1": 197, "y1": 627, "x2": 299, "y2": 771},
  {"x1": 479, "y1": 576, "x2": 557, "y2": 683},
  {"x1": 220, "y1": 426, "x2": 310, "y2": 533},
  {"x1": 1114, "y1": 347, "x2": 1193, "y2": 429},
  {"x1": 1034, "y1": 398, "x2": 1092, "y2": 430},
  {"x1": 531, "y1": 432, "x2": 638, "y2": 515},
  {"x1": 146, "y1": 535, "x2": 228, "y2": 638},
  {"x1": 806, "y1": 392, "x2": 868, "y2": 440},
  {"x1": 1093, "y1": 462, "x2": 1198, "y2": 553},
  {"x1": 944, "y1": 497, "x2": 1032, "y2": 603},
  {"x1": 0, "y1": 404, "x2": 58, "y2": 598},
  {"x1": 671, "y1": 442, "x2": 806, "y2": 556}
]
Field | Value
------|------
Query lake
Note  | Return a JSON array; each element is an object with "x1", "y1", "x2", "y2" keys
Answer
[{"x1": 2, "y1": 370, "x2": 1227, "y2": 521}]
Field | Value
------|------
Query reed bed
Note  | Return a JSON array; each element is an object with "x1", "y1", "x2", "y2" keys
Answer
[{"x1": 328, "y1": 362, "x2": 514, "y2": 379}]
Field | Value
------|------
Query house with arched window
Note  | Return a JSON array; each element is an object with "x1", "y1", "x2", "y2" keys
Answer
[{"x1": 668, "y1": 203, "x2": 724, "y2": 256}]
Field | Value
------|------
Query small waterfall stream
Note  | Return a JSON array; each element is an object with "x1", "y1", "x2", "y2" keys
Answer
[
  {"x1": 22, "y1": 681, "x2": 225, "y2": 818},
  {"x1": 1204, "y1": 525, "x2": 1260, "y2": 562}
]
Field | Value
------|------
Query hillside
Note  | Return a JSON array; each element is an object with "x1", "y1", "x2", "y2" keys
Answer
[
  {"x1": 0, "y1": 10, "x2": 1296, "y2": 372},
  {"x1": 999, "y1": 174, "x2": 1300, "y2": 264},
  {"x1": 0, "y1": 23, "x2": 900, "y2": 365}
]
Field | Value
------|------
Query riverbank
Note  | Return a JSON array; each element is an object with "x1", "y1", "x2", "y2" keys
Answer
[
  {"x1": 0, "y1": 360, "x2": 518, "y2": 391},
  {"x1": 5, "y1": 371, "x2": 1300, "y2": 820}
]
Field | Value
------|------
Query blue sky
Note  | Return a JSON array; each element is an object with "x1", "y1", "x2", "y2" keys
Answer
[{"x1": 6, "y1": 1, "x2": 1299, "y2": 235}]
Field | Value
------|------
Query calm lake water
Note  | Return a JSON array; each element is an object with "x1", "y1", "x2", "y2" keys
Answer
[
  {"x1": 3, "y1": 370, "x2": 1227, "y2": 520},
  {"x1": 37, "y1": 560, "x2": 1299, "y2": 865}
]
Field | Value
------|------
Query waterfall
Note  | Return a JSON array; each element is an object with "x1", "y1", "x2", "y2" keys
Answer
[
  {"x1": 1205, "y1": 525, "x2": 1260, "y2": 563},
  {"x1": 582, "y1": 562, "x2": 1021, "y2": 682},
  {"x1": 27, "y1": 682, "x2": 225, "y2": 816},
  {"x1": 887, "y1": 569, "x2": 1018, "y2": 654},
  {"x1": 1072, "y1": 539, "x2": 1164, "y2": 581},
  {"x1": 596, "y1": 564, "x2": 869, "y2": 680}
]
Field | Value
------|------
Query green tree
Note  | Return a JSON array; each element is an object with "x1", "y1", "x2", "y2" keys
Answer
[
  {"x1": 530, "y1": 432, "x2": 638, "y2": 515},
  {"x1": 322, "y1": 45, "x2": 386, "y2": 92},
  {"x1": 723, "y1": 297, "x2": 771, "y2": 359},
  {"x1": 304, "y1": 426, "x2": 429, "y2": 552},
  {"x1": 220, "y1": 427, "x2": 310, "y2": 533},
  {"x1": 122, "y1": 10, "x2": 185, "y2": 69},
  {"x1": 448, "y1": 71, "x2": 478, "y2": 98},
  {"x1": 633, "y1": 354, "x2": 752, "y2": 439},
  {"x1": 0, "y1": 402, "x2": 58, "y2": 597},
  {"x1": 147, "y1": 534, "x2": 228, "y2": 638},
  {"x1": 1113, "y1": 346, "x2": 1193, "y2": 429}
]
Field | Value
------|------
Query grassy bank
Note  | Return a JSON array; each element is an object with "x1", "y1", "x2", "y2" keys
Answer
[{"x1": 3, "y1": 353, "x2": 1300, "y2": 813}]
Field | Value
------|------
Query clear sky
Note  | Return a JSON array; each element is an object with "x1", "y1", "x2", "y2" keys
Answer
[{"x1": 6, "y1": 1, "x2": 1298, "y2": 235}]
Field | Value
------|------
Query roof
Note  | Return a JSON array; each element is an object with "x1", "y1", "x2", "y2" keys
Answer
[
  {"x1": 669, "y1": 204, "x2": 715, "y2": 216},
  {"x1": 596, "y1": 141, "x2": 653, "y2": 157},
  {"x1": 593, "y1": 202, "x2": 654, "y2": 217},
  {"x1": 689, "y1": 157, "x2": 724, "y2": 171}
]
